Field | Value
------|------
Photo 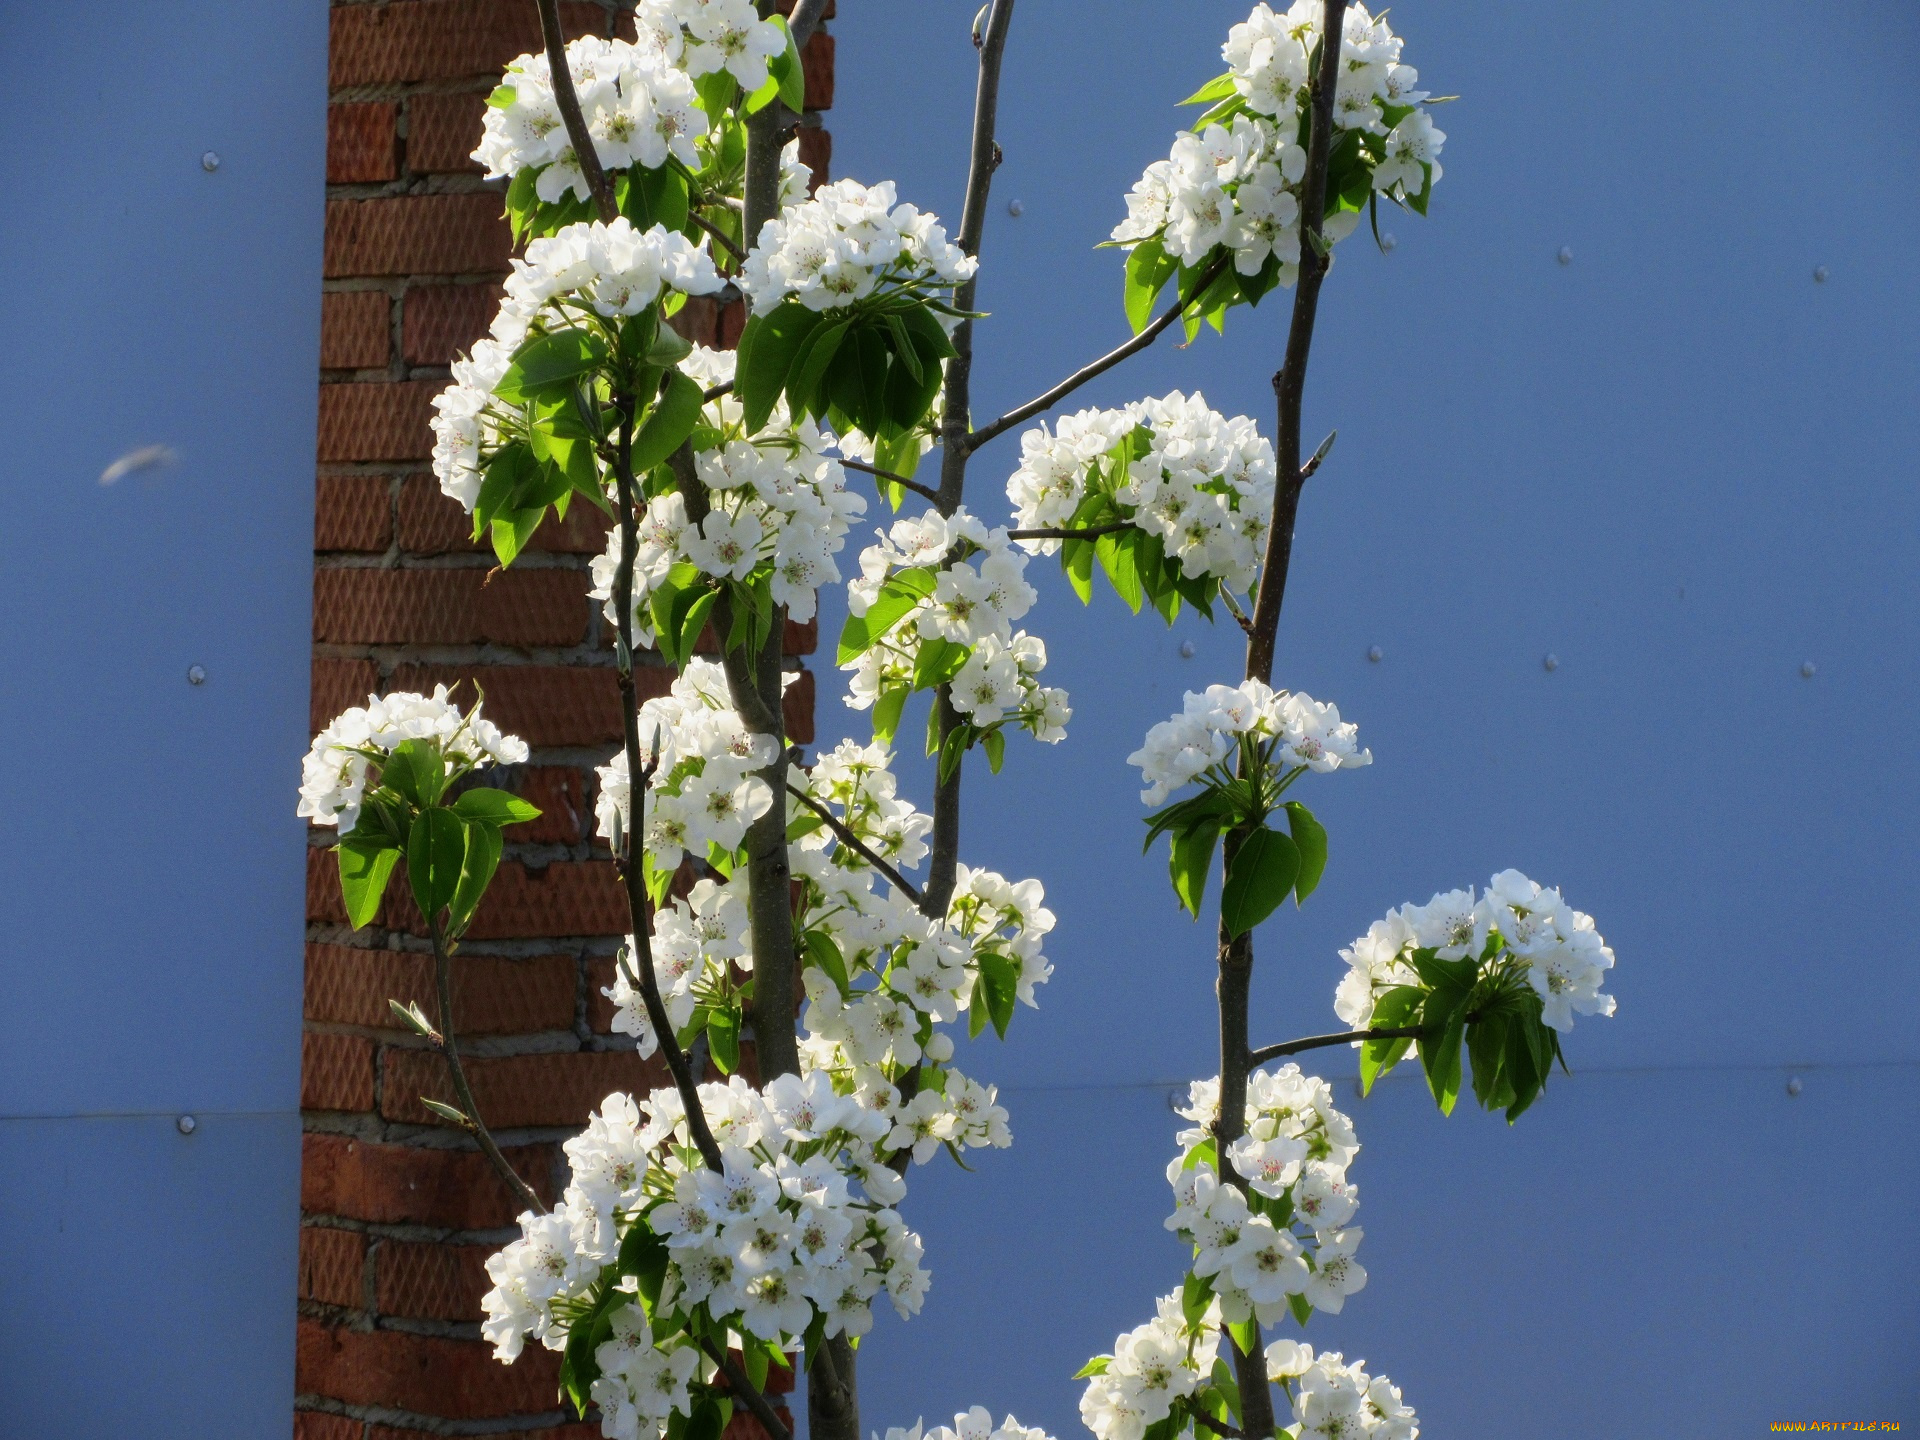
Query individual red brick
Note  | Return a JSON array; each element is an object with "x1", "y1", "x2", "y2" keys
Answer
[
  {"x1": 328, "y1": 102, "x2": 400, "y2": 184},
  {"x1": 368, "y1": 1425, "x2": 601, "y2": 1440},
  {"x1": 408, "y1": 92, "x2": 488, "y2": 175},
  {"x1": 396, "y1": 474, "x2": 610, "y2": 556},
  {"x1": 585, "y1": 955, "x2": 620, "y2": 1033},
  {"x1": 785, "y1": 617, "x2": 818, "y2": 656},
  {"x1": 316, "y1": 380, "x2": 440, "y2": 463},
  {"x1": 312, "y1": 568, "x2": 588, "y2": 646},
  {"x1": 514, "y1": 766, "x2": 587, "y2": 845},
  {"x1": 375, "y1": 1239, "x2": 490, "y2": 1321},
  {"x1": 298, "y1": 1225, "x2": 367, "y2": 1310},
  {"x1": 802, "y1": 32, "x2": 835, "y2": 111},
  {"x1": 294, "y1": 1413, "x2": 362, "y2": 1440},
  {"x1": 667, "y1": 295, "x2": 746, "y2": 351},
  {"x1": 382, "y1": 1046, "x2": 669, "y2": 1128},
  {"x1": 312, "y1": 664, "x2": 381, "y2": 748},
  {"x1": 797, "y1": 127, "x2": 831, "y2": 192},
  {"x1": 303, "y1": 1032, "x2": 377, "y2": 1113},
  {"x1": 300, "y1": 1133, "x2": 557, "y2": 1229},
  {"x1": 296, "y1": 1319, "x2": 561, "y2": 1420},
  {"x1": 324, "y1": 195, "x2": 511, "y2": 280},
  {"x1": 385, "y1": 663, "x2": 647, "y2": 747},
  {"x1": 783, "y1": 666, "x2": 815, "y2": 745},
  {"x1": 320, "y1": 290, "x2": 391, "y2": 370},
  {"x1": 305, "y1": 944, "x2": 579, "y2": 1036},
  {"x1": 316, "y1": 474, "x2": 393, "y2": 553},
  {"x1": 308, "y1": 845, "x2": 350, "y2": 926},
  {"x1": 329, "y1": 0, "x2": 607, "y2": 89},
  {"x1": 400, "y1": 282, "x2": 502, "y2": 365},
  {"x1": 373, "y1": 858, "x2": 627, "y2": 940}
]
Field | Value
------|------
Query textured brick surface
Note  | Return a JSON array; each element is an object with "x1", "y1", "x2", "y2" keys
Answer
[
  {"x1": 312, "y1": 658, "x2": 381, "y2": 733},
  {"x1": 784, "y1": 666, "x2": 815, "y2": 745},
  {"x1": 297, "y1": 1318, "x2": 562, "y2": 1418},
  {"x1": 313, "y1": 568, "x2": 588, "y2": 646},
  {"x1": 515, "y1": 766, "x2": 588, "y2": 845},
  {"x1": 302, "y1": 1133, "x2": 556, "y2": 1229},
  {"x1": 296, "y1": 1413, "x2": 364, "y2": 1440},
  {"x1": 299, "y1": 1225, "x2": 368, "y2": 1309},
  {"x1": 317, "y1": 380, "x2": 441, "y2": 462},
  {"x1": 329, "y1": 0, "x2": 607, "y2": 88},
  {"x1": 401, "y1": 281, "x2": 501, "y2": 365},
  {"x1": 328, "y1": 101, "x2": 400, "y2": 183},
  {"x1": 325, "y1": 195, "x2": 512, "y2": 279},
  {"x1": 368, "y1": 1425, "x2": 601, "y2": 1440},
  {"x1": 396, "y1": 473, "x2": 609, "y2": 555},
  {"x1": 321, "y1": 290, "x2": 392, "y2": 370},
  {"x1": 382, "y1": 1046, "x2": 669, "y2": 1128},
  {"x1": 669, "y1": 295, "x2": 746, "y2": 351},
  {"x1": 797, "y1": 126, "x2": 831, "y2": 189},
  {"x1": 306, "y1": 944, "x2": 578, "y2": 1035},
  {"x1": 308, "y1": 849, "x2": 629, "y2": 938},
  {"x1": 802, "y1": 31, "x2": 836, "y2": 110},
  {"x1": 316, "y1": 474, "x2": 393, "y2": 552},
  {"x1": 408, "y1": 92, "x2": 489, "y2": 174},
  {"x1": 303, "y1": 1031, "x2": 377, "y2": 1113},
  {"x1": 375, "y1": 1239, "x2": 491, "y2": 1321},
  {"x1": 385, "y1": 663, "x2": 637, "y2": 747}
]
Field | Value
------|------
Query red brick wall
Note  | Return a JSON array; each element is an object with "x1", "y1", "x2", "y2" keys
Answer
[{"x1": 300, "y1": 3, "x2": 832, "y2": 1433}]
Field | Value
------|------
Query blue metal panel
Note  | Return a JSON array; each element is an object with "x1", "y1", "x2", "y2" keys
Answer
[
  {"x1": 827, "y1": 0, "x2": 1920, "y2": 1432},
  {"x1": 0, "y1": 0, "x2": 324, "y2": 1432}
]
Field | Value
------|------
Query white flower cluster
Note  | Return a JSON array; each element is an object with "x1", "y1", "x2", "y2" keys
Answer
[
  {"x1": 588, "y1": 345, "x2": 866, "y2": 635},
  {"x1": 593, "y1": 660, "x2": 781, "y2": 867},
  {"x1": 481, "y1": 1075, "x2": 929, "y2": 1385},
  {"x1": 474, "y1": 35, "x2": 710, "y2": 201},
  {"x1": 844, "y1": 509, "x2": 1070, "y2": 738},
  {"x1": 1078, "y1": 1290, "x2": 1221, "y2": 1440},
  {"x1": 1112, "y1": 4, "x2": 1444, "y2": 278},
  {"x1": 603, "y1": 873, "x2": 750, "y2": 1059},
  {"x1": 1006, "y1": 392, "x2": 1275, "y2": 592},
  {"x1": 1337, "y1": 871, "x2": 1618, "y2": 1034},
  {"x1": 884, "y1": 1408, "x2": 1055, "y2": 1440},
  {"x1": 1129, "y1": 681, "x2": 1369, "y2": 807},
  {"x1": 430, "y1": 218, "x2": 723, "y2": 510},
  {"x1": 631, "y1": 0, "x2": 787, "y2": 91},
  {"x1": 740, "y1": 177, "x2": 976, "y2": 316},
  {"x1": 1166, "y1": 1066, "x2": 1367, "y2": 1328},
  {"x1": 298, "y1": 686, "x2": 528, "y2": 832},
  {"x1": 1270, "y1": 1343, "x2": 1419, "y2": 1440}
]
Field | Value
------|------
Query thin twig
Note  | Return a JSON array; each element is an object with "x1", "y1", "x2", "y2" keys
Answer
[
  {"x1": 1190, "y1": 1411, "x2": 1243, "y2": 1440},
  {"x1": 704, "y1": 381, "x2": 734, "y2": 403},
  {"x1": 689, "y1": 208, "x2": 747, "y2": 263},
  {"x1": 1219, "y1": 589, "x2": 1255, "y2": 637},
  {"x1": 964, "y1": 255, "x2": 1230, "y2": 454},
  {"x1": 534, "y1": 0, "x2": 617, "y2": 224},
  {"x1": 610, "y1": 392, "x2": 726, "y2": 1174},
  {"x1": 1005, "y1": 522, "x2": 1132, "y2": 542},
  {"x1": 428, "y1": 919, "x2": 546, "y2": 1214},
  {"x1": 700, "y1": 1337, "x2": 794, "y2": 1440},
  {"x1": 1299, "y1": 429, "x2": 1337, "y2": 483},
  {"x1": 840, "y1": 457, "x2": 940, "y2": 505},
  {"x1": 786, "y1": 784, "x2": 925, "y2": 906},
  {"x1": 1249, "y1": 1024, "x2": 1423, "y2": 1068}
]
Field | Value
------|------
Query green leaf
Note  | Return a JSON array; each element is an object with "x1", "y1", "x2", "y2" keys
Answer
[
  {"x1": 836, "y1": 566, "x2": 937, "y2": 662},
  {"x1": 674, "y1": 586, "x2": 719, "y2": 665},
  {"x1": 872, "y1": 685, "x2": 909, "y2": 743},
  {"x1": 736, "y1": 300, "x2": 825, "y2": 435},
  {"x1": 1124, "y1": 237, "x2": 1177, "y2": 334},
  {"x1": 982, "y1": 727, "x2": 1005, "y2": 774},
  {"x1": 487, "y1": 83, "x2": 518, "y2": 109},
  {"x1": 1467, "y1": 1011, "x2": 1512, "y2": 1112},
  {"x1": 1283, "y1": 800, "x2": 1328, "y2": 904},
  {"x1": 447, "y1": 818, "x2": 503, "y2": 932},
  {"x1": 617, "y1": 1219, "x2": 670, "y2": 1308},
  {"x1": 407, "y1": 807, "x2": 468, "y2": 921},
  {"x1": 911, "y1": 636, "x2": 969, "y2": 691},
  {"x1": 1168, "y1": 821, "x2": 1222, "y2": 918},
  {"x1": 1420, "y1": 1008, "x2": 1468, "y2": 1115},
  {"x1": 789, "y1": 318, "x2": 850, "y2": 421},
  {"x1": 489, "y1": 508, "x2": 544, "y2": 568},
  {"x1": 337, "y1": 840, "x2": 399, "y2": 930},
  {"x1": 1142, "y1": 788, "x2": 1233, "y2": 853},
  {"x1": 1095, "y1": 528, "x2": 1145, "y2": 612},
  {"x1": 976, "y1": 951, "x2": 1019, "y2": 1039},
  {"x1": 494, "y1": 329, "x2": 608, "y2": 405},
  {"x1": 1358, "y1": 985, "x2": 1422, "y2": 1094},
  {"x1": 1225, "y1": 1317, "x2": 1258, "y2": 1359},
  {"x1": 685, "y1": 1396, "x2": 725, "y2": 1440},
  {"x1": 1288, "y1": 1293, "x2": 1313, "y2": 1327},
  {"x1": 621, "y1": 163, "x2": 689, "y2": 234},
  {"x1": 937, "y1": 722, "x2": 970, "y2": 784},
  {"x1": 1220, "y1": 826, "x2": 1300, "y2": 938},
  {"x1": 379, "y1": 738, "x2": 446, "y2": 808},
  {"x1": 1073, "y1": 1356, "x2": 1113, "y2": 1380},
  {"x1": 804, "y1": 930, "x2": 851, "y2": 996},
  {"x1": 473, "y1": 442, "x2": 538, "y2": 535},
  {"x1": 1179, "y1": 71, "x2": 1239, "y2": 106},
  {"x1": 1181, "y1": 1271, "x2": 1213, "y2": 1326},
  {"x1": 706, "y1": 1008, "x2": 740, "y2": 1074},
  {"x1": 451, "y1": 788, "x2": 542, "y2": 825},
  {"x1": 632, "y1": 369, "x2": 705, "y2": 472}
]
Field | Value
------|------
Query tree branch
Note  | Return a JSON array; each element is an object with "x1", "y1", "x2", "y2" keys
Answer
[
  {"x1": 786, "y1": 783, "x2": 925, "y2": 906},
  {"x1": 426, "y1": 919, "x2": 546, "y2": 1215},
  {"x1": 963, "y1": 255, "x2": 1229, "y2": 454},
  {"x1": 1005, "y1": 522, "x2": 1132, "y2": 542},
  {"x1": 1189, "y1": 1410, "x2": 1243, "y2": 1439},
  {"x1": 840, "y1": 456, "x2": 940, "y2": 505},
  {"x1": 689, "y1": 208, "x2": 747, "y2": 263},
  {"x1": 611, "y1": 397, "x2": 726, "y2": 1174},
  {"x1": 704, "y1": 381, "x2": 734, "y2": 403},
  {"x1": 783, "y1": 0, "x2": 831, "y2": 48},
  {"x1": 701, "y1": 1338, "x2": 794, "y2": 1440},
  {"x1": 534, "y1": 0, "x2": 617, "y2": 224},
  {"x1": 1244, "y1": 1, "x2": 1349, "y2": 686},
  {"x1": 935, "y1": 0, "x2": 1016, "y2": 514},
  {"x1": 1249, "y1": 1024, "x2": 1422, "y2": 1068}
]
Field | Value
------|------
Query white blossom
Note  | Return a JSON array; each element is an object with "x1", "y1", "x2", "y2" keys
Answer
[
  {"x1": 298, "y1": 686, "x2": 527, "y2": 832},
  {"x1": 1129, "y1": 680, "x2": 1369, "y2": 806},
  {"x1": 741, "y1": 177, "x2": 975, "y2": 316}
]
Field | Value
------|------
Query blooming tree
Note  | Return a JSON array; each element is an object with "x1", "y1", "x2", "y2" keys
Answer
[{"x1": 300, "y1": 4, "x2": 1617, "y2": 1440}]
